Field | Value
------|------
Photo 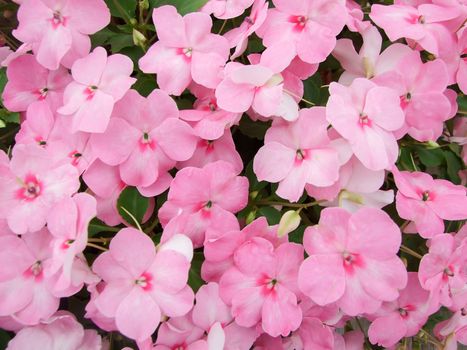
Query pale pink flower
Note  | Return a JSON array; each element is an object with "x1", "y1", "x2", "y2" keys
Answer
[
  {"x1": 139, "y1": 5, "x2": 230, "y2": 96},
  {"x1": 202, "y1": 0, "x2": 254, "y2": 19},
  {"x1": 434, "y1": 308, "x2": 467, "y2": 349},
  {"x1": 332, "y1": 25, "x2": 412, "y2": 85},
  {"x1": 15, "y1": 102, "x2": 55, "y2": 147},
  {"x1": 392, "y1": 167, "x2": 467, "y2": 238},
  {"x1": 58, "y1": 47, "x2": 136, "y2": 133},
  {"x1": 13, "y1": 0, "x2": 110, "y2": 69},
  {"x1": 158, "y1": 161, "x2": 249, "y2": 248},
  {"x1": 223, "y1": 0, "x2": 269, "y2": 59},
  {"x1": 153, "y1": 315, "x2": 208, "y2": 350},
  {"x1": 254, "y1": 107, "x2": 343, "y2": 202},
  {"x1": 92, "y1": 228, "x2": 194, "y2": 342},
  {"x1": 326, "y1": 78, "x2": 405, "y2": 171},
  {"x1": 368, "y1": 273, "x2": 431, "y2": 347},
  {"x1": 219, "y1": 238, "x2": 304, "y2": 336},
  {"x1": 298, "y1": 207, "x2": 407, "y2": 316},
  {"x1": 2, "y1": 54, "x2": 71, "y2": 112},
  {"x1": 419, "y1": 234, "x2": 467, "y2": 309},
  {"x1": 0, "y1": 144, "x2": 80, "y2": 235},
  {"x1": 7, "y1": 311, "x2": 102, "y2": 350},
  {"x1": 91, "y1": 89, "x2": 196, "y2": 196}
]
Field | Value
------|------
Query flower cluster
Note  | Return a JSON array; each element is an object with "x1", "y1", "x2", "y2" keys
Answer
[{"x1": 0, "y1": 0, "x2": 466, "y2": 349}]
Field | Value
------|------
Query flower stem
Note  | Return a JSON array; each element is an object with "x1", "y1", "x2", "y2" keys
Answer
[{"x1": 400, "y1": 244, "x2": 423, "y2": 259}]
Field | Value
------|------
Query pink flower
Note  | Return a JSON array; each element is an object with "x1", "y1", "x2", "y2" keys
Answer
[
  {"x1": 374, "y1": 51, "x2": 453, "y2": 142},
  {"x1": 0, "y1": 230, "x2": 60, "y2": 325},
  {"x1": 0, "y1": 144, "x2": 80, "y2": 235},
  {"x1": 2, "y1": 54, "x2": 71, "y2": 112},
  {"x1": 370, "y1": 3, "x2": 455, "y2": 56},
  {"x1": 326, "y1": 78, "x2": 405, "y2": 170},
  {"x1": 153, "y1": 315, "x2": 209, "y2": 350},
  {"x1": 91, "y1": 89, "x2": 197, "y2": 196},
  {"x1": 223, "y1": 0, "x2": 269, "y2": 59},
  {"x1": 298, "y1": 207, "x2": 407, "y2": 316},
  {"x1": 219, "y1": 238, "x2": 304, "y2": 337},
  {"x1": 139, "y1": 5, "x2": 230, "y2": 96},
  {"x1": 92, "y1": 228, "x2": 194, "y2": 342},
  {"x1": 6, "y1": 311, "x2": 102, "y2": 350},
  {"x1": 332, "y1": 25, "x2": 412, "y2": 84},
  {"x1": 392, "y1": 167, "x2": 467, "y2": 238},
  {"x1": 215, "y1": 53, "x2": 300, "y2": 121},
  {"x1": 257, "y1": 0, "x2": 347, "y2": 64},
  {"x1": 434, "y1": 308, "x2": 467, "y2": 349},
  {"x1": 158, "y1": 161, "x2": 249, "y2": 248},
  {"x1": 15, "y1": 102, "x2": 55, "y2": 147},
  {"x1": 57, "y1": 47, "x2": 136, "y2": 133},
  {"x1": 368, "y1": 273, "x2": 431, "y2": 347},
  {"x1": 202, "y1": 0, "x2": 254, "y2": 19},
  {"x1": 418, "y1": 234, "x2": 467, "y2": 309},
  {"x1": 13, "y1": 0, "x2": 110, "y2": 69},
  {"x1": 254, "y1": 107, "x2": 344, "y2": 202},
  {"x1": 46, "y1": 193, "x2": 97, "y2": 292}
]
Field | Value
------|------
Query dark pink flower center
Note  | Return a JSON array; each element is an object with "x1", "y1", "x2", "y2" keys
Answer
[
  {"x1": 173, "y1": 344, "x2": 187, "y2": 350},
  {"x1": 24, "y1": 261, "x2": 43, "y2": 280},
  {"x1": 398, "y1": 304, "x2": 415, "y2": 318},
  {"x1": 258, "y1": 274, "x2": 278, "y2": 296},
  {"x1": 289, "y1": 15, "x2": 308, "y2": 31},
  {"x1": 68, "y1": 150, "x2": 82, "y2": 166},
  {"x1": 135, "y1": 272, "x2": 153, "y2": 291},
  {"x1": 443, "y1": 266, "x2": 455, "y2": 280},
  {"x1": 49, "y1": 11, "x2": 68, "y2": 29},
  {"x1": 201, "y1": 139, "x2": 215, "y2": 153},
  {"x1": 400, "y1": 92, "x2": 412, "y2": 109},
  {"x1": 178, "y1": 47, "x2": 193, "y2": 62},
  {"x1": 358, "y1": 113, "x2": 372, "y2": 127},
  {"x1": 342, "y1": 252, "x2": 364, "y2": 274},
  {"x1": 295, "y1": 149, "x2": 309, "y2": 164},
  {"x1": 139, "y1": 132, "x2": 156, "y2": 151},
  {"x1": 16, "y1": 174, "x2": 42, "y2": 201},
  {"x1": 34, "y1": 87, "x2": 49, "y2": 101},
  {"x1": 421, "y1": 190, "x2": 431, "y2": 201},
  {"x1": 35, "y1": 136, "x2": 47, "y2": 146},
  {"x1": 407, "y1": 13, "x2": 424, "y2": 25},
  {"x1": 84, "y1": 85, "x2": 98, "y2": 100},
  {"x1": 61, "y1": 239, "x2": 75, "y2": 250}
]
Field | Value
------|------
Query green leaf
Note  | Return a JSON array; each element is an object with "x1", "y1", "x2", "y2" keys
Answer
[
  {"x1": 303, "y1": 73, "x2": 322, "y2": 105},
  {"x1": 416, "y1": 147, "x2": 444, "y2": 167},
  {"x1": 238, "y1": 116, "x2": 271, "y2": 140},
  {"x1": 0, "y1": 329, "x2": 10, "y2": 349},
  {"x1": 188, "y1": 252, "x2": 204, "y2": 292},
  {"x1": 109, "y1": 34, "x2": 134, "y2": 52},
  {"x1": 90, "y1": 27, "x2": 116, "y2": 47},
  {"x1": 133, "y1": 75, "x2": 157, "y2": 97},
  {"x1": 444, "y1": 150, "x2": 462, "y2": 184},
  {"x1": 105, "y1": 0, "x2": 137, "y2": 19},
  {"x1": 0, "y1": 68, "x2": 7, "y2": 102},
  {"x1": 117, "y1": 187, "x2": 149, "y2": 227},
  {"x1": 150, "y1": 0, "x2": 209, "y2": 15},
  {"x1": 0, "y1": 109, "x2": 20, "y2": 124},
  {"x1": 457, "y1": 94, "x2": 467, "y2": 114},
  {"x1": 88, "y1": 218, "x2": 120, "y2": 237},
  {"x1": 258, "y1": 206, "x2": 281, "y2": 225}
]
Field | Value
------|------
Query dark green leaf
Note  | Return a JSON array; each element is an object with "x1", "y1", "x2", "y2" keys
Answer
[
  {"x1": 289, "y1": 225, "x2": 306, "y2": 244},
  {"x1": 105, "y1": 0, "x2": 137, "y2": 20},
  {"x1": 88, "y1": 218, "x2": 120, "y2": 237},
  {"x1": 133, "y1": 75, "x2": 157, "y2": 97},
  {"x1": 416, "y1": 147, "x2": 444, "y2": 167},
  {"x1": 0, "y1": 68, "x2": 7, "y2": 102},
  {"x1": 117, "y1": 187, "x2": 149, "y2": 227},
  {"x1": 258, "y1": 206, "x2": 281, "y2": 225},
  {"x1": 150, "y1": 0, "x2": 209, "y2": 15},
  {"x1": 90, "y1": 27, "x2": 116, "y2": 47},
  {"x1": 0, "y1": 109, "x2": 20, "y2": 124},
  {"x1": 0, "y1": 329, "x2": 10, "y2": 349},
  {"x1": 109, "y1": 34, "x2": 134, "y2": 52},
  {"x1": 457, "y1": 94, "x2": 467, "y2": 114},
  {"x1": 303, "y1": 73, "x2": 322, "y2": 105},
  {"x1": 188, "y1": 252, "x2": 204, "y2": 292},
  {"x1": 444, "y1": 150, "x2": 462, "y2": 184},
  {"x1": 238, "y1": 116, "x2": 270, "y2": 140}
]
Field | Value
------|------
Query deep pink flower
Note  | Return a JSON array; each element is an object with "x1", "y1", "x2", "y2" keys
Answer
[
  {"x1": 393, "y1": 167, "x2": 467, "y2": 238},
  {"x1": 0, "y1": 144, "x2": 80, "y2": 235},
  {"x1": 92, "y1": 228, "x2": 194, "y2": 342},
  {"x1": 13, "y1": 0, "x2": 110, "y2": 69},
  {"x1": 298, "y1": 207, "x2": 407, "y2": 316},
  {"x1": 254, "y1": 107, "x2": 344, "y2": 202},
  {"x1": 58, "y1": 47, "x2": 136, "y2": 133},
  {"x1": 2, "y1": 54, "x2": 71, "y2": 112},
  {"x1": 326, "y1": 78, "x2": 405, "y2": 170},
  {"x1": 139, "y1": 5, "x2": 230, "y2": 96},
  {"x1": 219, "y1": 238, "x2": 304, "y2": 337}
]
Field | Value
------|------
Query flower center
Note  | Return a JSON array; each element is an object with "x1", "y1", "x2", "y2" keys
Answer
[
  {"x1": 84, "y1": 85, "x2": 98, "y2": 100},
  {"x1": 50, "y1": 11, "x2": 67, "y2": 29},
  {"x1": 183, "y1": 47, "x2": 193, "y2": 57},
  {"x1": 24, "y1": 260, "x2": 43, "y2": 279},
  {"x1": 359, "y1": 113, "x2": 371, "y2": 126},
  {"x1": 208, "y1": 101, "x2": 217, "y2": 112},
  {"x1": 36, "y1": 87, "x2": 48, "y2": 100},
  {"x1": 296, "y1": 149, "x2": 305, "y2": 160},
  {"x1": 342, "y1": 252, "x2": 364, "y2": 274},
  {"x1": 244, "y1": 16, "x2": 254, "y2": 25},
  {"x1": 61, "y1": 239, "x2": 75, "y2": 249},
  {"x1": 17, "y1": 174, "x2": 42, "y2": 201},
  {"x1": 135, "y1": 272, "x2": 153, "y2": 291},
  {"x1": 290, "y1": 15, "x2": 308, "y2": 31},
  {"x1": 421, "y1": 191, "x2": 431, "y2": 201},
  {"x1": 443, "y1": 266, "x2": 454, "y2": 277}
]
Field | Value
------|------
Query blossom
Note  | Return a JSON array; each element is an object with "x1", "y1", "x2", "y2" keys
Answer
[
  {"x1": 139, "y1": 5, "x2": 230, "y2": 96},
  {"x1": 0, "y1": 144, "x2": 80, "y2": 235},
  {"x1": 298, "y1": 207, "x2": 407, "y2": 316},
  {"x1": 2, "y1": 54, "x2": 71, "y2": 112},
  {"x1": 219, "y1": 238, "x2": 304, "y2": 336},
  {"x1": 254, "y1": 107, "x2": 343, "y2": 202},
  {"x1": 13, "y1": 0, "x2": 110, "y2": 69},
  {"x1": 57, "y1": 47, "x2": 136, "y2": 133},
  {"x1": 326, "y1": 78, "x2": 405, "y2": 170},
  {"x1": 91, "y1": 89, "x2": 197, "y2": 196},
  {"x1": 392, "y1": 167, "x2": 467, "y2": 238},
  {"x1": 92, "y1": 228, "x2": 194, "y2": 342},
  {"x1": 202, "y1": 0, "x2": 254, "y2": 19}
]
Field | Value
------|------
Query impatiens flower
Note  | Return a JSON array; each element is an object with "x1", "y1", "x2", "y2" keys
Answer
[
  {"x1": 57, "y1": 47, "x2": 136, "y2": 133},
  {"x1": 2, "y1": 54, "x2": 71, "y2": 112},
  {"x1": 13, "y1": 0, "x2": 110, "y2": 69},
  {"x1": 92, "y1": 228, "x2": 194, "y2": 342},
  {"x1": 15, "y1": 101, "x2": 55, "y2": 147},
  {"x1": 326, "y1": 78, "x2": 405, "y2": 171},
  {"x1": 254, "y1": 107, "x2": 344, "y2": 202},
  {"x1": 434, "y1": 308, "x2": 467, "y2": 349},
  {"x1": 158, "y1": 161, "x2": 249, "y2": 248},
  {"x1": 153, "y1": 315, "x2": 209, "y2": 350},
  {"x1": 392, "y1": 167, "x2": 467, "y2": 238},
  {"x1": 257, "y1": 0, "x2": 347, "y2": 64},
  {"x1": 91, "y1": 89, "x2": 197, "y2": 196},
  {"x1": 223, "y1": 0, "x2": 269, "y2": 59},
  {"x1": 46, "y1": 193, "x2": 97, "y2": 292},
  {"x1": 0, "y1": 144, "x2": 80, "y2": 235},
  {"x1": 368, "y1": 273, "x2": 431, "y2": 347},
  {"x1": 418, "y1": 233, "x2": 467, "y2": 309},
  {"x1": 298, "y1": 207, "x2": 407, "y2": 316},
  {"x1": 215, "y1": 51, "x2": 301, "y2": 121},
  {"x1": 332, "y1": 25, "x2": 412, "y2": 84},
  {"x1": 6, "y1": 311, "x2": 102, "y2": 350},
  {"x1": 219, "y1": 238, "x2": 304, "y2": 337},
  {"x1": 370, "y1": 2, "x2": 455, "y2": 56},
  {"x1": 139, "y1": 5, "x2": 230, "y2": 96},
  {"x1": 202, "y1": 0, "x2": 254, "y2": 19}
]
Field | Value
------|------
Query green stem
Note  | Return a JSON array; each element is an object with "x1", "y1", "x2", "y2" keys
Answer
[
  {"x1": 400, "y1": 244, "x2": 423, "y2": 260},
  {"x1": 112, "y1": 0, "x2": 133, "y2": 25}
]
